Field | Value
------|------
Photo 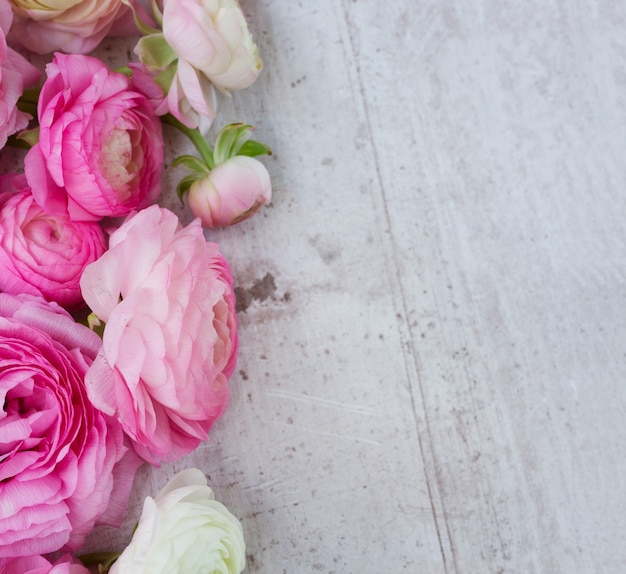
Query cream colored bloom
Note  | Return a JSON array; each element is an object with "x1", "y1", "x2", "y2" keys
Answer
[
  {"x1": 9, "y1": 0, "x2": 127, "y2": 53},
  {"x1": 110, "y1": 469, "x2": 246, "y2": 574}
]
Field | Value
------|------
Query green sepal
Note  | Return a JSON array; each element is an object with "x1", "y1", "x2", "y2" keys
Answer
[
  {"x1": 135, "y1": 33, "x2": 177, "y2": 70},
  {"x1": 154, "y1": 63, "x2": 177, "y2": 93},
  {"x1": 212, "y1": 123, "x2": 272, "y2": 165},
  {"x1": 151, "y1": 0, "x2": 163, "y2": 26},
  {"x1": 176, "y1": 174, "x2": 198, "y2": 203},
  {"x1": 16, "y1": 127, "x2": 40, "y2": 148},
  {"x1": 237, "y1": 139, "x2": 272, "y2": 157},
  {"x1": 114, "y1": 66, "x2": 133, "y2": 78},
  {"x1": 213, "y1": 123, "x2": 253, "y2": 165},
  {"x1": 87, "y1": 313, "x2": 105, "y2": 339},
  {"x1": 79, "y1": 551, "x2": 121, "y2": 574},
  {"x1": 172, "y1": 154, "x2": 211, "y2": 176},
  {"x1": 15, "y1": 100, "x2": 37, "y2": 117},
  {"x1": 121, "y1": 0, "x2": 160, "y2": 36},
  {"x1": 17, "y1": 87, "x2": 40, "y2": 117},
  {"x1": 19, "y1": 86, "x2": 41, "y2": 105},
  {"x1": 6, "y1": 135, "x2": 31, "y2": 150}
]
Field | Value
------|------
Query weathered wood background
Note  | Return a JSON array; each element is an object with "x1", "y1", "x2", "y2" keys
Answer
[{"x1": 85, "y1": 1, "x2": 626, "y2": 572}]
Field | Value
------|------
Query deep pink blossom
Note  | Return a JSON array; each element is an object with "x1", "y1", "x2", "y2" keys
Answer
[
  {"x1": 80, "y1": 206, "x2": 238, "y2": 464},
  {"x1": 0, "y1": 553, "x2": 90, "y2": 574},
  {"x1": 0, "y1": 294, "x2": 141, "y2": 559},
  {"x1": 25, "y1": 53, "x2": 163, "y2": 222},
  {"x1": 0, "y1": 174, "x2": 106, "y2": 308}
]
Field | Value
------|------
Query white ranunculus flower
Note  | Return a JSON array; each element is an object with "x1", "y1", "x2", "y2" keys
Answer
[{"x1": 110, "y1": 469, "x2": 246, "y2": 574}]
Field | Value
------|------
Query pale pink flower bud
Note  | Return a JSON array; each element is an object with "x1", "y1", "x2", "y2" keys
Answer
[{"x1": 188, "y1": 155, "x2": 271, "y2": 228}]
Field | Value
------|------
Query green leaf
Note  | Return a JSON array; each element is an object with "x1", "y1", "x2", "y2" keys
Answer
[
  {"x1": 176, "y1": 175, "x2": 198, "y2": 203},
  {"x1": 172, "y1": 154, "x2": 211, "y2": 175},
  {"x1": 237, "y1": 139, "x2": 272, "y2": 157}
]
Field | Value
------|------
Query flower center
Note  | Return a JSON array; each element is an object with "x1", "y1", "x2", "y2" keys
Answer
[
  {"x1": 22, "y1": 218, "x2": 62, "y2": 247},
  {"x1": 99, "y1": 128, "x2": 143, "y2": 199}
]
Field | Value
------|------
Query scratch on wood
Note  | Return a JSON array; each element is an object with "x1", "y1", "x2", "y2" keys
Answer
[
  {"x1": 266, "y1": 389, "x2": 381, "y2": 417},
  {"x1": 339, "y1": 1, "x2": 457, "y2": 572}
]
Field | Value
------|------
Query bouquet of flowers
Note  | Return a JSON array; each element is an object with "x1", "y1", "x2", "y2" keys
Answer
[{"x1": 0, "y1": 1, "x2": 272, "y2": 572}]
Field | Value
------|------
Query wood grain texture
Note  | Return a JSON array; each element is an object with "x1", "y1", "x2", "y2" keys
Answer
[{"x1": 83, "y1": 1, "x2": 626, "y2": 572}]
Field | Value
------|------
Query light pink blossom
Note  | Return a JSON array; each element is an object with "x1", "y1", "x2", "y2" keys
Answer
[
  {"x1": 0, "y1": 174, "x2": 106, "y2": 309},
  {"x1": 0, "y1": 553, "x2": 90, "y2": 574},
  {"x1": 0, "y1": 0, "x2": 40, "y2": 149},
  {"x1": 25, "y1": 53, "x2": 163, "y2": 222},
  {"x1": 188, "y1": 155, "x2": 271, "y2": 228},
  {"x1": 162, "y1": 0, "x2": 262, "y2": 92},
  {"x1": 8, "y1": 0, "x2": 129, "y2": 54},
  {"x1": 136, "y1": 0, "x2": 262, "y2": 128},
  {"x1": 129, "y1": 60, "x2": 217, "y2": 129},
  {"x1": 80, "y1": 206, "x2": 238, "y2": 464},
  {"x1": 161, "y1": 60, "x2": 217, "y2": 129},
  {"x1": 0, "y1": 294, "x2": 141, "y2": 559}
]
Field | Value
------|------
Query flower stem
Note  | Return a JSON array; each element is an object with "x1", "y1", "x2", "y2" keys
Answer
[{"x1": 162, "y1": 114, "x2": 215, "y2": 170}]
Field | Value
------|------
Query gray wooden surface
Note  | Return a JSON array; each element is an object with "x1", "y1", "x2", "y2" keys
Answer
[{"x1": 85, "y1": 1, "x2": 626, "y2": 572}]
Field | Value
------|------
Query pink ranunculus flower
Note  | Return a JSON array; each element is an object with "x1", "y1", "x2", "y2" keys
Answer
[
  {"x1": 188, "y1": 155, "x2": 271, "y2": 228},
  {"x1": 7, "y1": 0, "x2": 129, "y2": 54},
  {"x1": 80, "y1": 205, "x2": 238, "y2": 465},
  {"x1": 0, "y1": 553, "x2": 90, "y2": 574},
  {"x1": 0, "y1": 0, "x2": 40, "y2": 150},
  {"x1": 0, "y1": 174, "x2": 107, "y2": 309},
  {"x1": 24, "y1": 53, "x2": 164, "y2": 222},
  {"x1": 0, "y1": 294, "x2": 141, "y2": 559}
]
